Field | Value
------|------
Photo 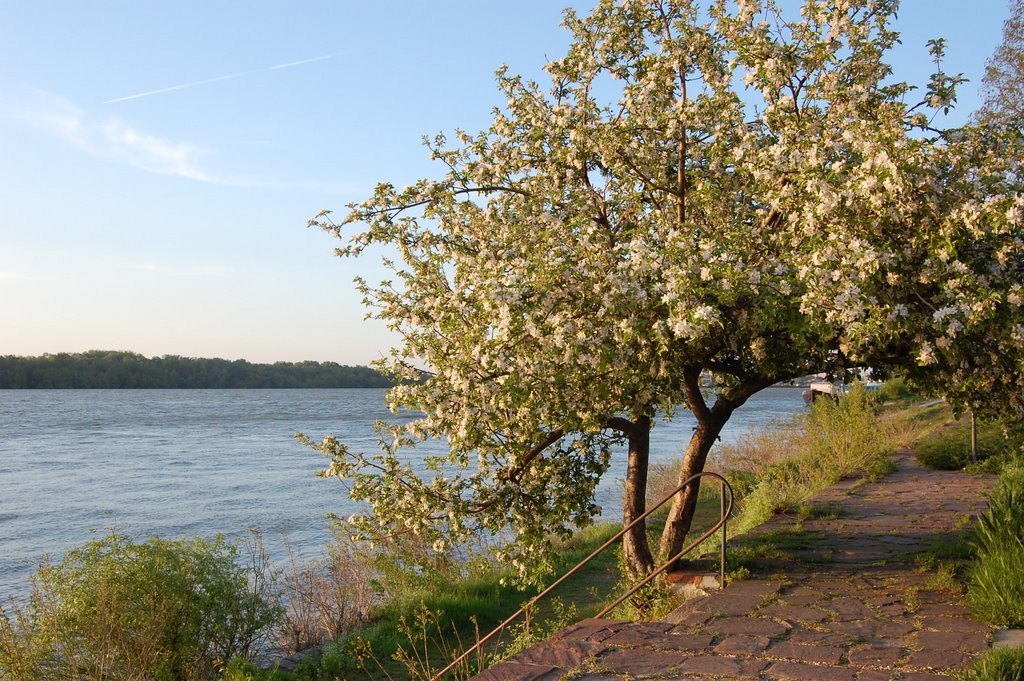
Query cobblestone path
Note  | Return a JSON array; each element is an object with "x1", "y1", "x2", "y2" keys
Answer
[{"x1": 473, "y1": 451, "x2": 996, "y2": 681}]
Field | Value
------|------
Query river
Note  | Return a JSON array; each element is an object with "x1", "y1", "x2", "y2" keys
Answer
[{"x1": 0, "y1": 387, "x2": 806, "y2": 600}]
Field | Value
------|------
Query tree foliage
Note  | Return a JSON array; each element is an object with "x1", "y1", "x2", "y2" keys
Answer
[
  {"x1": 978, "y1": 0, "x2": 1024, "y2": 126},
  {"x1": 0, "y1": 350, "x2": 393, "y2": 389},
  {"x1": 310, "y1": 0, "x2": 1024, "y2": 580}
]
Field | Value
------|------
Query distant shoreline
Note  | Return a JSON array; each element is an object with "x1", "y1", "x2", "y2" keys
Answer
[{"x1": 0, "y1": 351, "x2": 396, "y2": 390}]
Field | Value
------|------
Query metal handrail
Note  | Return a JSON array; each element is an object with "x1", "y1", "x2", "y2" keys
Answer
[{"x1": 431, "y1": 471, "x2": 734, "y2": 680}]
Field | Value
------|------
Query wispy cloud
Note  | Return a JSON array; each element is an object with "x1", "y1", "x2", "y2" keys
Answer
[
  {"x1": 3, "y1": 90, "x2": 227, "y2": 184},
  {"x1": 2, "y1": 88, "x2": 345, "y2": 190},
  {"x1": 104, "y1": 54, "x2": 336, "y2": 104}
]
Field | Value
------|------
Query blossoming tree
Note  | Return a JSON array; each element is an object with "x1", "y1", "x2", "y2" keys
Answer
[
  {"x1": 977, "y1": 0, "x2": 1024, "y2": 126},
  {"x1": 309, "y1": 0, "x2": 1024, "y2": 580}
]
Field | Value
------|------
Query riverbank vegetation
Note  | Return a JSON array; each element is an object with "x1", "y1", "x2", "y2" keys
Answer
[
  {"x1": 0, "y1": 351, "x2": 392, "y2": 389},
  {"x1": 0, "y1": 534, "x2": 280, "y2": 680}
]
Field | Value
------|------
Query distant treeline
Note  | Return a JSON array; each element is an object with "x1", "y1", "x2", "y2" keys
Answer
[{"x1": 0, "y1": 351, "x2": 395, "y2": 389}]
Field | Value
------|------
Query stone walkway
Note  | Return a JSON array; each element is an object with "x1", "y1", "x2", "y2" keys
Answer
[{"x1": 473, "y1": 451, "x2": 996, "y2": 681}]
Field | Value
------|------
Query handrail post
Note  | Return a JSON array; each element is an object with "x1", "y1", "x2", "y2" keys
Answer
[{"x1": 720, "y1": 477, "x2": 727, "y2": 589}]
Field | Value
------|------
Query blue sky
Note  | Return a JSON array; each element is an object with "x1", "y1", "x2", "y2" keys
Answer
[{"x1": 0, "y1": 1, "x2": 1012, "y2": 365}]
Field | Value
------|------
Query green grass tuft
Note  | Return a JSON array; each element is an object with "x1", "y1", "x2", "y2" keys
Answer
[
  {"x1": 967, "y1": 465, "x2": 1024, "y2": 627},
  {"x1": 953, "y1": 645, "x2": 1024, "y2": 681}
]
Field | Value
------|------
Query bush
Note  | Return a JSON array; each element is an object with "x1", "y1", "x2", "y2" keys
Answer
[
  {"x1": 0, "y1": 533, "x2": 281, "y2": 681},
  {"x1": 871, "y1": 377, "x2": 915, "y2": 404}
]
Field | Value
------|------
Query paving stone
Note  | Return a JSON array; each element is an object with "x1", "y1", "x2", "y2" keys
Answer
[
  {"x1": 786, "y1": 627, "x2": 859, "y2": 648},
  {"x1": 765, "y1": 660, "x2": 858, "y2": 681},
  {"x1": 597, "y1": 648, "x2": 689, "y2": 675},
  {"x1": 507, "y1": 641, "x2": 608, "y2": 668},
  {"x1": 760, "y1": 603, "x2": 832, "y2": 623},
  {"x1": 473, "y1": 453, "x2": 996, "y2": 681},
  {"x1": 904, "y1": 649, "x2": 966, "y2": 670},
  {"x1": 601, "y1": 628, "x2": 713, "y2": 651},
  {"x1": 696, "y1": 592, "x2": 771, "y2": 616},
  {"x1": 847, "y1": 644, "x2": 904, "y2": 667},
  {"x1": 549, "y1": 618, "x2": 628, "y2": 643},
  {"x1": 766, "y1": 641, "x2": 845, "y2": 665},
  {"x1": 821, "y1": 617, "x2": 917, "y2": 641},
  {"x1": 865, "y1": 595, "x2": 902, "y2": 608},
  {"x1": 826, "y1": 597, "x2": 877, "y2": 621},
  {"x1": 914, "y1": 630, "x2": 990, "y2": 652},
  {"x1": 713, "y1": 635, "x2": 771, "y2": 656},
  {"x1": 724, "y1": 578, "x2": 787, "y2": 598},
  {"x1": 702, "y1": 616, "x2": 790, "y2": 637},
  {"x1": 876, "y1": 603, "x2": 910, "y2": 618},
  {"x1": 993, "y1": 629, "x2": 1024, "y2": 649},
  {"x1": 916, "y1": 603, "x2": 971, "y2": 618},
  {"x1": 781, "y1": 586, "x2": 826, "y2": 606},
  {"x1": 915, "y1": 590, "x2": 958, "y2": 605},
  {"x1": 471, "y1": 661, "x2": 564, "y2": 681},
  {"x1": 679, "y1": 655, "x2": 769, "y2": 678},
  {"x1": 916, "y1": 617, "x2": 992, "y2": 635},
  {"x1": 662, "y1": 609, "x2": 714, "y2": 629}
]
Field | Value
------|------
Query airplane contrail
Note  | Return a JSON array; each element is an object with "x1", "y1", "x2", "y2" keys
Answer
[{"x1": 104, "y1": 54, "x2": 336, "y2": 104}]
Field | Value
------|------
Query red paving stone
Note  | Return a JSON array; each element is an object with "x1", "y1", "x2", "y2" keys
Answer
[{"x1": 470, "y1": 451, "x2": 996, "y2": 680}]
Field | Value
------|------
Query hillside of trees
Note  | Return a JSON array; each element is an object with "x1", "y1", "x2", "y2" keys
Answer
[{"x1": 0, "y1": 351, "x2": 394, "y2": 389}]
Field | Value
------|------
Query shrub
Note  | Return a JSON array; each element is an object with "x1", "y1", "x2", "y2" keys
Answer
[
  {"x1": 871, "y1": 377, "x2": 915, "y2": 404},
  {"x1": 0, "y1": 533, "x2": 281, "y2": 681},
  {"x1": 277, "y1": 537, "x2": 378, "y2": 654}
]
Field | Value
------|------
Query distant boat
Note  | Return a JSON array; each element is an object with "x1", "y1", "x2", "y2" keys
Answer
[{"x1": 803, "y1": 380, "x2": 842, "y2": 404}]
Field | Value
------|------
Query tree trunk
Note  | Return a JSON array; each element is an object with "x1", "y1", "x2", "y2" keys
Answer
[
  {"x1": 621, "y1": 415, "x2": 655, "y2": 579},
  {"x1": 657, "y1": 408, "x2": 730, "y2": 560}
]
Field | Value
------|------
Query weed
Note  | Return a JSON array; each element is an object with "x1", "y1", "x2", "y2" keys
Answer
[
  {"x1": 927, "y1": 563, "x2": 965, "y2": 593},
  {"x1": 727, "y1": 528, "x2": 824, "y2": 571},
  {"x1": 794, "y1": 501, "x2": 846, "y2": 521},
  {"x1": 905, "y1": 586, "x2": 921, "y2": 612},
  {"x1": 915, "y1": 535, "x2": 975, "y2": 572},
  {"x1": 726, "y1": 566, "x2": 752, "y2": 582}
]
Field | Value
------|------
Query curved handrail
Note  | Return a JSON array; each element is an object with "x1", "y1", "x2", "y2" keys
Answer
[{"x1": 431, "y1": 470, "x2": 734, "y2": 680}]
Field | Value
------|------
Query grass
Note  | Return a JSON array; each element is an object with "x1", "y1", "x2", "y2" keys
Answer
[
  {"x1": 966, "y1": 464, "x2": 1024, "y2": 626},
  {"x1": 915, "y1": 414, "x2": 1024, "y2": 472},
  {"x1": 953, "y1": 645, "x2": 1024, "y2": 681}
]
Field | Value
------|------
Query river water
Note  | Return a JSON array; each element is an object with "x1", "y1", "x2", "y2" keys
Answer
[{"x1": 0, "y1": 387, "x2": 805, "y2": 600}]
